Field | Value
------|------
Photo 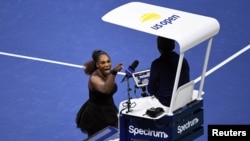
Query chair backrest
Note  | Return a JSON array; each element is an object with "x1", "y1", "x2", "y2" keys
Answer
[{"x1": 172, "y1": 81, "x2": 194, "y2": 112}]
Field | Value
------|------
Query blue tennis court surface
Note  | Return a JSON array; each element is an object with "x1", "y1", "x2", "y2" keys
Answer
[{"x1": 0, "y1": 0, "x2": 249, "y2": 140}]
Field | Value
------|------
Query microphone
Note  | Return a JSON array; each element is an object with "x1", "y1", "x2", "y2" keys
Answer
[{"x1": 121, "y1": 60, "x2": 139, "y2": 83}]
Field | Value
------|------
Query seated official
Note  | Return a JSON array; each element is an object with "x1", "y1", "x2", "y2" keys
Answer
[{"x1": 147, "y1": 37, "x2": 190, "y2": 107}]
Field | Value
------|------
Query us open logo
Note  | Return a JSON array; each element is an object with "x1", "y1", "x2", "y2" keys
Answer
[{"x1": 140, "y1": 13, "x2": 180, "y2": 30}]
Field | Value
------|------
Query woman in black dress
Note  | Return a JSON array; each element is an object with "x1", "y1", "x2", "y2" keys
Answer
[{"x1": 76, "y1": 50, "x2": 123, "y2": 137}]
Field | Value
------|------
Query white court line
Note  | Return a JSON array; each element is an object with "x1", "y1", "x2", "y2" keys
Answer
[
  {"x1": 0, "y1": 52, "x2": 84, "y2": 68},
  {"x1": 0, "y1": 51, "x2": 126, "y2": 75},
  {"x1": 194, "y1": 44, "x2": 250, "y2": 83},
  {"x1": 1, "y1": 44, "x2": 249, "y2": 78}
]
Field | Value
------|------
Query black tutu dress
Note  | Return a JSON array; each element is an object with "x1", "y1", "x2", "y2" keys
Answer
[{"x1": 76, "y1": 84, "x2": 118, "y2": 137}]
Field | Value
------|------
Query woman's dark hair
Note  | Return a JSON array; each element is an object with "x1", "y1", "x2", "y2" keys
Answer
[
  {"x1": 157, "y1": 36, "x2": 175, "y2": 53},
  {"x1": 84, "y1": 50, "x2": 109, "y2": 75}
]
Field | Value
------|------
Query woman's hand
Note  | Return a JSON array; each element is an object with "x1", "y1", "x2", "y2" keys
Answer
[{"x1": 113, "y1": 63, "x2": 124, "y2": 72}]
